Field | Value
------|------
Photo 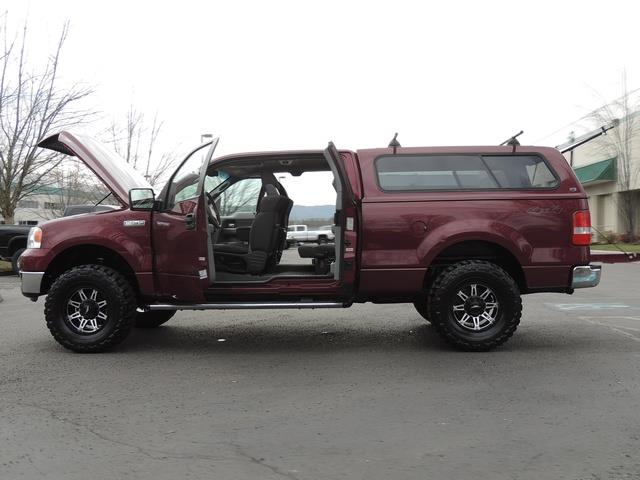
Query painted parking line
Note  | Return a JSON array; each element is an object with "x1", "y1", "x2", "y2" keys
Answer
[
  {"x1": 549, "y1": 303, "x2": 630, "y2": 311},
  {"x1": 579, "y1": 316, "x2": 640, "y2": 342}
]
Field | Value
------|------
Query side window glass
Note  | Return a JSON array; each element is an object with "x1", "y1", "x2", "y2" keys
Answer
[
  {"x1": 375, "y1": 154, "x2": 558, "y2": 191},
  {"x1": 483, "y1": 155, "x2": 559, "y2": 188},
  {"x1": 218, "y1": 178, "x2": 262, "y2": 216},
  {"x1": 166, "y1": 147, "x2": 207, "y2": 212},
  {"x1": 376, "y1": 155, "x2": 497, "y2": 190}
]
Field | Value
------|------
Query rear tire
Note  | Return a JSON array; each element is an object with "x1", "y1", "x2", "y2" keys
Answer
[
  {"x1": 135, "y1": 310, "x2": 175, "y2": 328},
  {"x1": 317, "y1": 236, "x2": 328, "y2": 244},
  {"x1": 427, "y1": 260, "x2": 521, "y2": 351},
  {"x1": 11, "y1": 248, "x2": 25, "y2": 274},
  {"x1": 44, "y1": 265, "x2": 137, "y2": 353}
]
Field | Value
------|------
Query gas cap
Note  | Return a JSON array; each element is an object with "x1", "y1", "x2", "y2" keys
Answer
[{"x1": 410, "y1": 221, "x2": 429, "y2": 237}]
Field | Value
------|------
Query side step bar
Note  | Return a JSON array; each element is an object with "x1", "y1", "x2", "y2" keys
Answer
[{"x1": 145, "y1": 301, "x2": 347, "y2": 311}]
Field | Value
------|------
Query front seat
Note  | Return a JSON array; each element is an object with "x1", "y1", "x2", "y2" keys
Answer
[
  {"x1": 214, "y1": 188, "x2": 291, "y2": 274},
  {"x1": 261, "y1": 183, "x2": 293, "y2": 263}
]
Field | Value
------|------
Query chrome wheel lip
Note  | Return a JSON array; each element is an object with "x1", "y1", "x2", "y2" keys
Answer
[
  {"x1": 451, "y1": 283, "x2": 499, "y2": 331},
  {"x1": 65, "y1": 287, "x2": 109, "y2": 335}
]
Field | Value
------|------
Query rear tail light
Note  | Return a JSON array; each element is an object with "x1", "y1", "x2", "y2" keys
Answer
[{"x1": 572, "y1": 210, "x2": 592, "y2": 246}]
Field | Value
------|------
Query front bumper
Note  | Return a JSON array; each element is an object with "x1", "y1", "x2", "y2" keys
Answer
[
  {"x1": 571, "y1": 264, "x2": 602, "y2": 289},
  {"x1": 21, "y1": 271, "x2": 45, "y2": 296}
]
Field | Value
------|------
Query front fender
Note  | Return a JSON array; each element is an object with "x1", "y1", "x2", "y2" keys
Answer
[{"x1": 22, "y1": 210, "x2": 153, "y2": 274}]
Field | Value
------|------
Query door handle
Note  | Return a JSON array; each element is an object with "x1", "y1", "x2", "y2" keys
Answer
[{"x1": 185, "y1": 213, "x2": 195, "y2": 230}]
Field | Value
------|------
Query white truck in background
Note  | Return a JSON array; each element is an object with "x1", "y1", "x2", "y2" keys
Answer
[{"x1": 286, "y1": 224, "x2": 335, "y2": 247}]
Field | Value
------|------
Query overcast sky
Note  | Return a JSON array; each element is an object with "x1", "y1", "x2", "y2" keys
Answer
[{"x1": 4, "y1": 0, "x2": 640, "y2": 205}]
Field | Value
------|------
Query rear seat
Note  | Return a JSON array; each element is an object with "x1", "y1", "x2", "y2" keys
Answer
[{"x1": 298, "y1": 243, "x2": 336, "y2": 274}]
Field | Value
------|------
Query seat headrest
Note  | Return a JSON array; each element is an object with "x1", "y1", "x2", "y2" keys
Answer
[
  {"x1": 264, "y1": 184, "x2": 278, "y2": 196},
  {"x1": 261, "y1": 171, "x2": 279, "y2": 186},
  {"x1": 258, "y1": 194, "x2": 289, "y2": 213}
]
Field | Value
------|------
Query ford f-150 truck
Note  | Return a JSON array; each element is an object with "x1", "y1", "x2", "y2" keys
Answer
[{"x1": 20, "y1": 131, "x2": 604, "y2": 353}]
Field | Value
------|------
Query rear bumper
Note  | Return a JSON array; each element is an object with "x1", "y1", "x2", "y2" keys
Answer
[
  {"x1": 571, "y1": 264, "x2": 601, "y2": 289},
  {"x1": 21, "y1": 271, "x2": 44, "y2": 296}
]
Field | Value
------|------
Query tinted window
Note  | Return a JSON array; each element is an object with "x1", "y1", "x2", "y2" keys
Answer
[
  {"x1": 375, "y1": 154, "x2": 557, "y2": 191},
  {"x1": 482, "y1": 155, "x2": 558, "y2": 188}
]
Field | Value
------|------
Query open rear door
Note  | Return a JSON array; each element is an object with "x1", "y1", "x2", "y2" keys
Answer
[
  {"x1": 197, "y1": 138, "x2": 220, "y2": 285},
  {"x1": 323, "y1": 142, "x2": 358, "y2": 296}
]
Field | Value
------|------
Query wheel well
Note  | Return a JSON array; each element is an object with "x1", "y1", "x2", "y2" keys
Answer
[
  {"x1": 8, "y1": 236, "x2": 27, "y2": 256},
  {"x1": 424, "y1": 241, "x2": 527, "y2": 292},
  {"x1": 42, "y1": 245, "x2": 139, "y2": 297}
]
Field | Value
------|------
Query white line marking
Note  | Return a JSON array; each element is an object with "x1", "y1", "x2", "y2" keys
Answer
[
  {"x1": 551, "y1": 303, "x2": 630, "y2": 311},
  {"x1": 580, "y1": 316, "x2": 640, "y2": 342}
]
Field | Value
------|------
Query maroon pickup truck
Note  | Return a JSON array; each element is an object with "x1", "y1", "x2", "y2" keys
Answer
[{"x1": 20, "y1": 131, "x2": 602, "y2": 352}]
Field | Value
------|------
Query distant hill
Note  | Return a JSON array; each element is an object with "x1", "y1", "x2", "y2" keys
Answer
[{"x1": 289, "y1": 204, "x2": 334, "y2": 221}]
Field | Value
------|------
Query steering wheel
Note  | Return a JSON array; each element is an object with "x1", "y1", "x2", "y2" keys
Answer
[{"x1": 205, "y1": 191, "x2": 221, "y2": 227}]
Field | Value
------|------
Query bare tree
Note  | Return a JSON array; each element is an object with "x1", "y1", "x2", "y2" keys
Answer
[
  {"x1": 38, "y1": 160, "x2": 109, "y2": 219},
  {"x1": 108, "y1": 106, "x2": 177, "y2": 187},
  {"x1": 0, "y1": 14, "x2": 94, "y2": 224},
  {"x1": 589, "y1": 73, "x2": 640, "y2": 240}
]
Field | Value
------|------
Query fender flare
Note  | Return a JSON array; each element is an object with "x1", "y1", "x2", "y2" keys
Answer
[{"x1": 417, "y1": 220, "x2": 531, "y2": 268}]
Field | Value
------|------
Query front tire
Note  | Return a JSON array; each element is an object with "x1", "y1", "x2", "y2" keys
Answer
[
  {"x1": 427, "y1": 260, "x2": 521, "y2": 351},
  {"x1": 44, "y1": 265, "x2": 137, "y2": 353},
  {"x1": 135, "y1": 310, "x2": 175, "y2": 328},
  {"x1": 11, "y1": 248, "x2": 25, "y2": 274}
]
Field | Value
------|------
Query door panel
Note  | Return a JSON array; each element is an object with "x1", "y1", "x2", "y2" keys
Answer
[
  {"x1": 219, "y1": 214, "x2": 255, "y2": 242},
  {"x1": 215, "y1": 177, "x2": 262, "y2": 243},
  {"x1": 323, "y1": 142, "x2": 358, "y2": 295},
  {"x1": 153, "y1": 197, "x2": 210, "y2": 301},
  {"x1": 152, "y1": 138, "x2": 219, "y2": 301}
]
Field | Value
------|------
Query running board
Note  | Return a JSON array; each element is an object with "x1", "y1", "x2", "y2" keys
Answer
[{"x1": 144, "y1": 301, "x2": 347, "y2": 311}]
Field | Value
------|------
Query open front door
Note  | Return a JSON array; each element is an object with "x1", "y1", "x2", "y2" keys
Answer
[
  {"x1": 323, "y1": 142, "x2": 358, "y2": 295},
  {"x1": 152, "y1": 139, "x2": 219, "y2": 302}
]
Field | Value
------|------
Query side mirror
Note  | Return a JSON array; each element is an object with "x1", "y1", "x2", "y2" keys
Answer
[{"x1": 129, "y1": 188, "x2": 155, "y2": 211}]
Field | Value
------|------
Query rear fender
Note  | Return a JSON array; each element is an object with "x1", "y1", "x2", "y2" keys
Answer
[{"x1": 418, "y1": 219, "x2": 530, "y2": 267}]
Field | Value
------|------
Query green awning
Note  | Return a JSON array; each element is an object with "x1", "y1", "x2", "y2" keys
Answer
[{"x1": 574, "y1": 157, "x2": 616, "y2": 185}]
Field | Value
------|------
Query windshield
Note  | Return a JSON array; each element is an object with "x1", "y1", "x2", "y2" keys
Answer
[{"x1": 205, "y1": 170, "x2": 230, "y2": 195}]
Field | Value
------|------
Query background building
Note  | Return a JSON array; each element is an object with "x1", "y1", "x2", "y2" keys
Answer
[
  {"x1": 0, "y1": 185, "x2": 112, "y2": 225},
  {"x1": 560, "y1": 115, "x2": 640, "y2": 241}
]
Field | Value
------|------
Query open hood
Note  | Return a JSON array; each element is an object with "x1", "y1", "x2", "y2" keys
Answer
[{"x1": 38, "y1": 131, "x2": 153, "y2": 206}]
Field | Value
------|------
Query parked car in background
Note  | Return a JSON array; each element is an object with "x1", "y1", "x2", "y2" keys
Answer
[
  {"x1": 287, "y1": 224, "x2": 335, "y2": 246},
  {"x1": 63, "y1": 204, "x2": 118, "y2": 217},
  {"x1": 0, "y1": 225, "x2": 31, "y2": 273}
]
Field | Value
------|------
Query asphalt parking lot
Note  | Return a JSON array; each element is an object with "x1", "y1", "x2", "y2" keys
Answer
[{"x1": 1, "y1": 260, "x2": 640, "y2": 480}]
